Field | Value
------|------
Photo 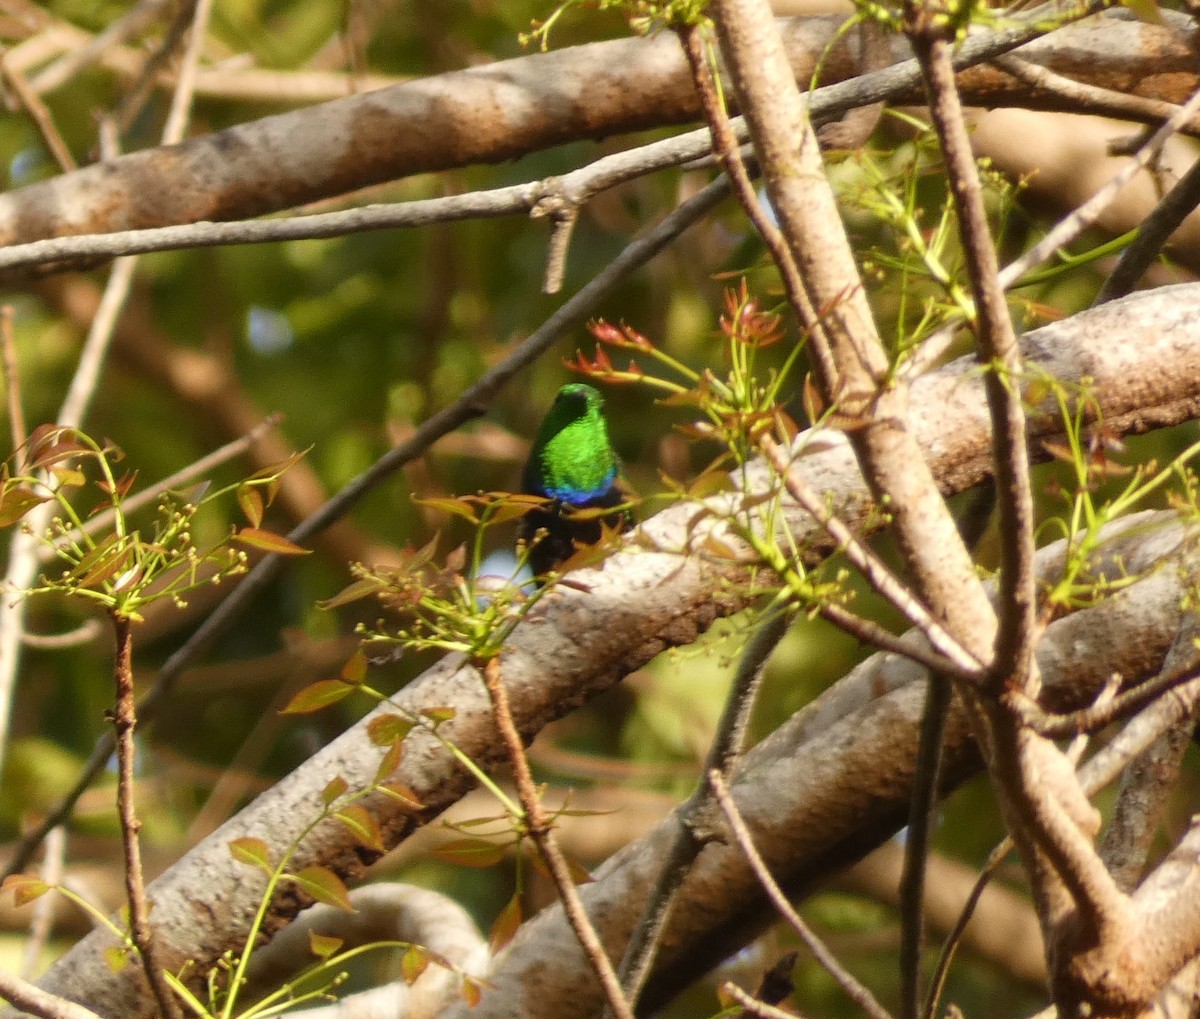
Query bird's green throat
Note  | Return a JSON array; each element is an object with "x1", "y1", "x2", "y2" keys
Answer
[{"x1": 523, "y1": 384, "x2": 618, "y2": 505}]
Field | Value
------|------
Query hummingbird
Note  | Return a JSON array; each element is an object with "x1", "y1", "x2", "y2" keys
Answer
[{"x1": 519, "y1": 383, "x2": 629, "y2": 578}]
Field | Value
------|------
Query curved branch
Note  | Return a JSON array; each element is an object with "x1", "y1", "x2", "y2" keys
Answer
[{"x1": 0, "y1": 10, "x2": 1189, "y2": 267}]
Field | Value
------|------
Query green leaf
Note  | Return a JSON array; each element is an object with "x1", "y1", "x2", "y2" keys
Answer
[
  {"x1": 237, "y1": 485, "x2": 264, "y2": 528},
  {"x1": 489, "y1": 893, "x2": 522, "y2": 953},
  {"x1": 233, "y1": 527, "x2": 311, "y2": 556},
  {"x1": 321, "y1": 776, "x2": 349, "y2": 805},
  {"x1": 400, "y1": 945, "x2": 429, "y2": 984},
  {"x1": 378, "y1": 783, "x2": 422, "y2": 811},
  {"x1": 366, "y1": 713, "x2": 414, "y2": 747},
  {"x1": 104, "y1": 946, "x2": 130, "y2": 974},
  {"x1": 422, "y1": 706, "x2": 456, "y2": 725},
  {"x1": 49, "y1": 465, "x2": 85, "y2": 488},
  {"x1": 318, "y1": 577, "x2": 383, "y2": 610},
  {"x1": 292, "y1": 866, "x2": 355, "y2": 913},
  {"x1": 433, "y1": 838, "x2": 506, "y2": 869},
  {"x1": 335, "y1": 805, "x2": 385, "y2": 852},
  {"x1": 280, "y1": 679, "x2": 355, "y2": 715},
  {"x1": 309, "y1": 930, "x2": 344, "y2": 959},
  {"x1": 2, "y1": 874, "x2": 51, "y2": 907},
  {"x1": 374, "y1": 740, "x2": 405, "y2": 783},
  {"x1": 0, "y1": 487, "x2": 49, "y2": 528},
  {"x1": 228, "y1": 837, "x2": 273, "y2": 873}
]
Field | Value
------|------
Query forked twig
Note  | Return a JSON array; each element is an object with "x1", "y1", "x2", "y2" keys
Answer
[
  {"x1": 710, "y1": 770, "x2": 894, "y2": 1019},
  {"x1": 481, "y1": 657, "x2": 633, "y2": 1019}
]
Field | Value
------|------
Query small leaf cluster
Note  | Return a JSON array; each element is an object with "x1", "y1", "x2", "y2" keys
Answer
[
  {"x1": 432, "y1": 790, "x2": 598, "y2": 954},
  {"x1": 1025, "y1": 369, "x2": 1200, "y2": 612},
  {"x1": 3, "y1": 426, "x2": 309, "y2": 622},
  {"x1": 322, "y1": 492, "x2": 551, "y2": 661},
  {"x1": 568, "y1": 280, "x2": 801, "y2": 470}
]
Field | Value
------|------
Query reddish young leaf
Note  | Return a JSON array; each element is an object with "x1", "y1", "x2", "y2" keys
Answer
[
  {"x1": 2, "y1": 874, "x2": 51, "y2": 907},
  {"x1": 0, "y1": 487, "x2": 49, "y2": 528},
  {"x1": 366, "y1": 713, "x2": 415, "y2": 747},
  {"x1": 335, "y1": 804, "x2": 385, "y2": 852},
  {"x1": 321, "y1": 776, "x2": 349, "y2": 806},
  {"x1": 292, "y1": 866, "x2": 355, "y2": 912},
  {"x1": 340, "y1": 649, "x2": 368, "y2": 685},
  {"x1": 489, "y1": 893, "x2": 523, "y2": 954},
  {"x1": 280, "y1": 679, "x2": 354, "y2": 715},
  {"x1": 374, "y1": 740, "x2": 405, "y2": 783},
  {"x1": 460, "y1": 976, "x2": 483, "y2": 1007},
  {"x1": 411, "y1": 497, "x2": 480, "y2": 524},
  {"x1": 233, "y1": 527, "x2": 311, "y2": 556}
]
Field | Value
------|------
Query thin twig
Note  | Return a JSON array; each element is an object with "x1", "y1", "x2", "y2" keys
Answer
[
  {"x1": 29, "y1": 0, "x2": 175, "y2": 96},
  {"x1": 160, "y1": 0, "x2": 211, "y2": 145},
  {"x1": 1011, "y1": 655, "x2": 1200, "y2": 738},
  {"x1": 993, "y1": 54, "x2": 1200, "y2": 138},
  {"x1": 999, "y1": 83, "x2": 1200, "y2": 290},
  {"x1": 0, "y1": 56, "x2": 76, "y2": 172},
  {"x1": 538, "y1": 205, "x2": 578, "y2": 296},
  {"x1": 710, "y1": 770, "x2": 895, "y2": 1019},
  {"x1": 113, "y1": 0, "x2": 196, "y2": 137},
  {"x1": 110, "y1": 613, "x2": 179, "y2": 1019},
  {"x1": 760, "y1": 436, "x2": 981, "y2": 675},
  {"x1": 480, "y1": 657, "x2": 634, "y2": 1019},
  {"x1": 718, "y1": 982, "x2": 807, "y2": 1019},
  {"x1": 1095, "y1": 154, "x2": 1200, "y2": 303},
  {"x1": 615, "y1": 608, "x2": 789, "y2": 1011},
  {"x1": 923, "y1": 838, "x2": 1014, "y2": 1019},
  {"x1": 3, "y1": 174, "x2": 732, "y2": 879},
  {"x1": 0, "y1": 306, "x2": 27, "y2": 471},
  {"x1": 20, "y1": 621, "x2": 104, "y2": 649},
  {"x1": 817, "y1": 603, "x2": 977, "y2": 684},
  {"x1": 909, "y1": 25, "x2": 1037, "y2": 695},
  {"x1": 899, "y1": 673, "x2": 951, "y2": 1019}
]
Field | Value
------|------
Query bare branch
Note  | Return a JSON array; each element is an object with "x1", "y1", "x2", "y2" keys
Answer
[
  {"x1": 711, "y1": 770, "x2": 895, "y2": 1019},
  {"x1": 0, "y1": 4, "x2": 1168, "y2": 267}
]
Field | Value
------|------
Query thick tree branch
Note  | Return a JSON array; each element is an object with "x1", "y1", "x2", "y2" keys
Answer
[{"x1": 0, "y1": 9, "x2": 1187, "y2": 267}]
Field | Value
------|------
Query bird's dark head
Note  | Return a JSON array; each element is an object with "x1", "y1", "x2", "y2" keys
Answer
[{"x1": 550, "y1": 383, "x2": 602, "y2": 419}]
